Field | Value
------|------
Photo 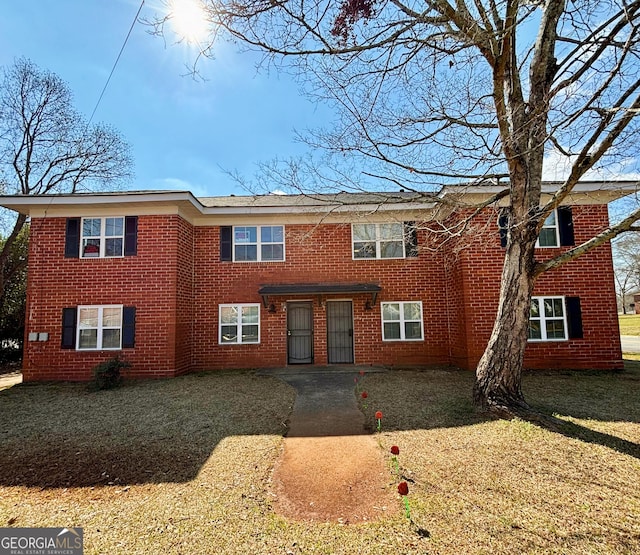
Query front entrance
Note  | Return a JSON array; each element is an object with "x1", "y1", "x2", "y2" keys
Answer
[
  {"x1": 326, "y1": 300, "x2": 354, "y2": 364},
  {"x1": 287, "y1": 302, "x2": 313, "y2": 364}
]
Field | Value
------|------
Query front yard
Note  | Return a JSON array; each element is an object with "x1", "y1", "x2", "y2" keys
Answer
[
  {"x1": 1, "y1": 366, "x2": 639, "y2": 554},
  {"x1": 619, "y1": 313, "x2": 640, "y2": 336}
]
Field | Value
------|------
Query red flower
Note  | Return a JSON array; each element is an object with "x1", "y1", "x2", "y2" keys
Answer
[
  {"x1": 390, "y1": 445, "x2": 400, "y2": 455},
  {"x1": 361, "y1": 391, "x2": 368, "y2": 399},
  {"x1": 375, "y1": 411, "x2": 383, "y2": 419},
  {"x1": 398, "y1": 481, "x2": 409, "y2": 496}
]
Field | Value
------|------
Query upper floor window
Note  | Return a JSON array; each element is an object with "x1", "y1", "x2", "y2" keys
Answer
[
  {"x1": 529, "y1": 296, "x2": 567, "y2": 340},
  {"x1": 81, "y1": 217, "x2": 124, "y2": 258},
  {"x1": 536, "y1": 210, "x2": 559, "y2": 248},
  {"x1": 77, "y1": 305, "x2": 123, "y2": 350},
  {"x1": 233, "y1": 225, "x2": 285, "y2": 262},
  {"x1": 381, "y1": 301, "x2": 424, "y2": 341},
  {"x1": 65, "y1": 216, "x2": 137, "y2": 259},
  {"x1": 353, "y1": 223, "x2": 405, "y2": 259},
  {"x1": 219, "y1": 304, "x2": 260, "y2": 344}
]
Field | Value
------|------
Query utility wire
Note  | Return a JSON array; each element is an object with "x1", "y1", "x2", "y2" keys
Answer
[{"x1": 88, "y1": 0, "x2": 145, "y2": 124}]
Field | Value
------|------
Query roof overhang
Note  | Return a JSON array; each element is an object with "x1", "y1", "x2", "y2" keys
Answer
[{"x1": 258, "y1": 283, "x2": 382, "y2": 308}]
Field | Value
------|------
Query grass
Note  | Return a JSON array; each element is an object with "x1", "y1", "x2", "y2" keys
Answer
[
  {"x1": 619, "y1": 314, "x2": 640, "y2": 335},
  {"x1": 1, "y1": 367, "x2": 640, "y2": 554}
]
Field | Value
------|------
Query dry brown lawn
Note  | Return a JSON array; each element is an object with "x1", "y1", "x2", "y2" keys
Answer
[
  {"x1": 1, "y1": 365, "x2": 639, "y2": 554},
  {"x1": 619, "y1": 314, "x2": 640, "y2": 336}
]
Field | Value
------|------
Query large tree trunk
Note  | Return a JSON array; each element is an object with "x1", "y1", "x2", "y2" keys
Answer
[{"x1": 473, "y1": 233, "x2": 537, "y2": 417}]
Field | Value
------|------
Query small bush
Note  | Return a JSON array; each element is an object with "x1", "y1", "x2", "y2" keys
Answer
[{"x1": 89, "y1": 357, "x2": 131, "y2": 391}]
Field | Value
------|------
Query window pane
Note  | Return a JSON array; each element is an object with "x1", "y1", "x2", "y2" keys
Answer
[
  {"x1": 79, "y1": 329, "x2": 98, "y2": 349},
  {"x1": 105, "y1": 217, "x2": 123, "y2": 237},
  {"x1": 404, "y1": 321, "x2": 422, "y2": 339},
  {"x1": 220, "y1": 306, "x2": 238, "y2": 324},
  {"x1": 79, "y1": 308, "x2": 99, "y2": 328},
  {"x1": 528, "y1": 322, "x2": 542, "y2": 340},
  {"x1": 82, "y1": 239, "x2": 101, "y2": 257},
  {"x1": 530, "y1": 299, "x2": 540, "y2": 318},
  {"x1": 105, "y1": 238, "x2": 123, "y2": 257},
  {"x1": 380, "y1": 241, "x2": 403, "y2": 258},
  {"x1": 353, "y1": 242, "x2": 376, "y2": 258},
  {"x1": 102, "y1": 329, "x2": 121, "y2": 349},
  {"x1": 353, "y1": 224, "x2": 376, "y2": 242},
  {"x1": 261, "y1": 225, "x2": 283, "y2": 243},
  {"x1": 552, "y1": 298, "x2": 564, "y2": 317},
  {"x1": 235, "y1": 245, "x2": 257, "y2": 261},
  {"x1": 242, "y1": 325, "x2": 259, "y2": 343},
  {"x1": 538, "y1": 228, "x2": 557, "y2": 247},
  {"x1": 544, "y1": 211, "x2": 557, "y2": 226},
  {"x1": 379, "y1": 223, "x2": 403, "y2": 240},
  {"x1": 403, "y1": 302, "x2": 422, "y2": 321},
  {"x1": 221, "y1": 325, "x2": 237, "y2": 343},
  {"x1": 383, "y1": 322, "x2": 401, "y2": 340},
  {"x1": 102, "y1": 307, "x2": 122, "y2": 327},
  {"x1": 235, "y1": 227, "x2": 257, "y2": 243},
  {"x1": 83, "y1": 218, "x2": 101, "y2": 237},
  {"x1": 261, "y1": 244, "x2": 284, "y2": 261},
  {"x1": 546, "y1": 321, "x2": 566, "y2": 339},
  {"x1": 242, "y1": 306, "x2": 259, "y2": 324},
  {"x1": 383, "y1": 303, "x2": 400, "y2": 321}
]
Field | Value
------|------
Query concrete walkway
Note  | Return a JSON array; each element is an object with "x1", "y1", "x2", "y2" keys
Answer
[
  {"x1": 0, "y1": 372, "x2": 22, "y2": 390},
  {"x1": 260, "y1": 366, "x2": 385, "y2": 437}
]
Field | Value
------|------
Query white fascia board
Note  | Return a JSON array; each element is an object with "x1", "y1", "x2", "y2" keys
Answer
[
  {"x1": 439, "y1": 180, "x2": 640, "y2": 199},
  {"x1": 197, "y1": 201, "x2": 436, "y2": 216},
  {"x1": 0, "y1": 191, "x2": 205, "y2": 218}
]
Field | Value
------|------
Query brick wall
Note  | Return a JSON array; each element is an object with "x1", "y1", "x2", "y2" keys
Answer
[
  {"x1": 22, "y1": 204, "x2": 623, "y2": 381},
  {"x1": 444, "y1": 205, "x2": 623, "y2": 370},
  {"x1": 23, "y1": 215, "x2": 186, "y2": 381},
  {"x1": 192, "y1": 223, "x2": 451, "y2": 370}
]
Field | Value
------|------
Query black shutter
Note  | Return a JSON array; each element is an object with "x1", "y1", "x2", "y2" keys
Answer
[
  {"x1": 220, "y1": 226, "x2": 232, "y2": 261},
  {"x1": 124, "y1": 216, "x2": 138, "y2": 256},
  {"x1": 566, "y1": 296, "x2": 583, "y2": 339},
  {"x1": 558, "y1": 206, "x2": 575, "y2": 246},
  {"x1": 404, "y1": 222, "x2": 418, "y2": 257},
  {"x1": 64, "y1": 218, "x2": 81, "y2": 258},
  {"x1": 498, "y1": 210, "x2": 509, "y2": 248},
  {"x1": 121, "y1": 306, "x2": 136, "y2": 348},
  {"x1": 122, "y1": 307, "x2": 136, "y2": 348},
  {"x1": 61, "y1": 307, "x2": 77, "y2": 349}
]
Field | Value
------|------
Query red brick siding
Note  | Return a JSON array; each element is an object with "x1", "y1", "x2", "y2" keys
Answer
[
  {"x1": 22, "y1": 204, "x2": 623, "y2": 381},
  {"x1": 192, "y1": 223, "x2": 450, "y2": 370},
  {"x1": 23, "y1": 215, "x2": 185, "y2": 381},
  {"x1": 445, "y1": 205, "x2": 622, "y2": 370}
]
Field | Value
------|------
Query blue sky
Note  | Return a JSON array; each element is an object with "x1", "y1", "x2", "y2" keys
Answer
[{"x1": 0, "y1": 0, "x2": 330, "y2": 197}]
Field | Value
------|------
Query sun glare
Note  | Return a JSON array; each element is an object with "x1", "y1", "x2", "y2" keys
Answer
[{"x1": 169, "y1": 0, "x2": 208, "y2": 44}]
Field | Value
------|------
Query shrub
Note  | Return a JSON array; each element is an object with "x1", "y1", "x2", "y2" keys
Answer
[{"x1": 89, "y1": 356, "x2": 131, "y2": 391}]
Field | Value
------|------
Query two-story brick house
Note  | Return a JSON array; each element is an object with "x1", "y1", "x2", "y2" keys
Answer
[{"x1": 0, "y1": 182, "x2": 633, "y2": 381}]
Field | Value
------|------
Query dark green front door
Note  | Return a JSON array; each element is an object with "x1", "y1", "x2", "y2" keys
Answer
[{"x1": 288, "y1": 302, "x2": 313, "y2": 364}]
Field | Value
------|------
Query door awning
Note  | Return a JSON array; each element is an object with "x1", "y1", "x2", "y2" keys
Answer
[{"x1": 258, "y1": 283, "x2": 381, "y2": 308}]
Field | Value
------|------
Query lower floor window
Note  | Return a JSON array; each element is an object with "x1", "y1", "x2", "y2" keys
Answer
[
  {"x1": 219, "y1": 304, "x2": 260, "y2": 344},
  {"x1": 381, "y1": 301, "x2": 424, "y2": 341},
  {"x1": 529, "y1": 296, "x2": 567, "y2": 340},
  {"x1": 77, "y1": 305, "x2": 123, "y2": 350}
]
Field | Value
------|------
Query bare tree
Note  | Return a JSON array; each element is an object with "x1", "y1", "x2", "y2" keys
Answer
[
  {"x1": 613, "y1": 233, "x2": 640, "y2": 313},
  {"x1": 0, "y1": 58, "x2": 133, "y2": 307},
  {"x1": 155, "y1": 0, "x2": 640, "y2": 418}
]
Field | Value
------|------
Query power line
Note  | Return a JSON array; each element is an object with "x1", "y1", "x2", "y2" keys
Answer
[{"x1": 88, "y1": 0, "x2": 145, "y2": 124}]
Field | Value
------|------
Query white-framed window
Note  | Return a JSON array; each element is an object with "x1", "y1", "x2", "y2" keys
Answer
[
  {"x1": 529, "y1": 296, "x2": 567, "y2": 341},
  {"x1": 233, "y1": 225, "x2": 285, "y2": 262},
  {"x1": 77, "y1": 305, "x2": 123, "y2": 350},
  {"x1": 81, "y1": 217, "x2": 125, "y2": 258},
  {"x1": 219, "y1": 304, "x2": 260, "y2": 344},
  {"x1": 381, "y1": 301, "x2": 424, "y2": 341},
  {"x1": 536, "y1": 210, "x2": 559, "y2": 248},
  {"x1": 352, "y1": 223, "x2": 405, "y2": 259}
]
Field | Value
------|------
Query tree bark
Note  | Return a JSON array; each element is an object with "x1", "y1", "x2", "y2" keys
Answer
[{"x1": 473, "y1": 232, "x2": 537, "y2": 417}]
